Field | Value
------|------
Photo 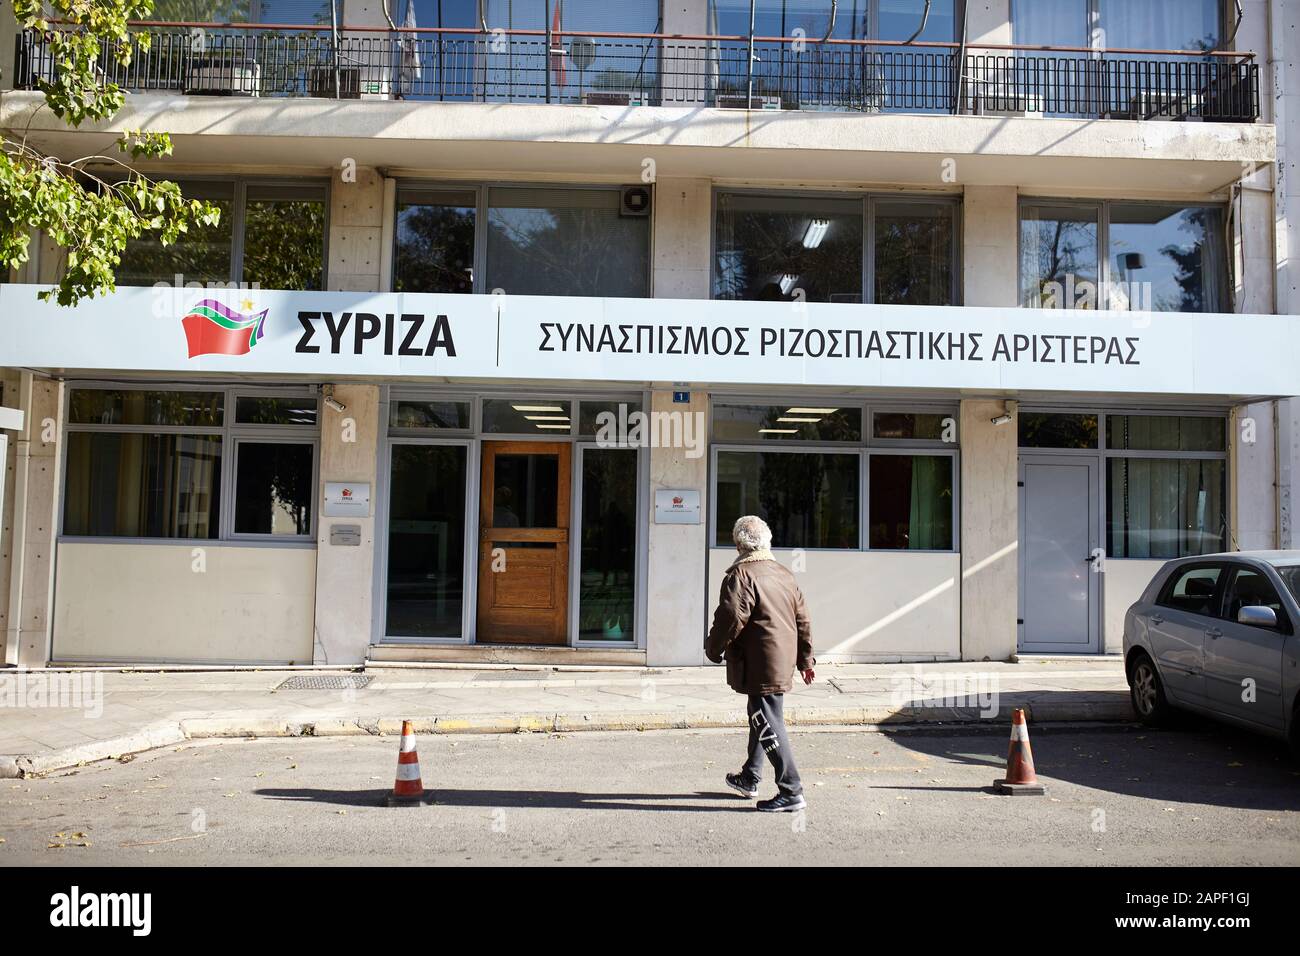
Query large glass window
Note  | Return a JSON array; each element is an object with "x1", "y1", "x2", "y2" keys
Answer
[
  {"x1": 115, "y1": 180, "x2": 327, "y2": 290},
  {"x1": 394, "y1": 189, "x2": 477, "y2": 294},
  {"x1": 714, "y1": 194, "x2": 864, "y2": 303},
  {"x1": 1107, "y1": 458, "x2": 1227, "y2": 558},
  {"x1": 1020, "y1": 203, "x2": 1100, "y2": 309},
  {"x1": 712, "y1": 404, "x2": 862, "y2": 442},
  {"x1": 868, "y1": 453, "x2": 954, "y2": 550},
  {"x1": 393, "y1": 185, "x2": 650, "y2": 297},
  {"x1": 1021, "y1": 200, "x2": 1228, "y2": 312},
  {"x1": 715, "y1": 450, "x2": 861, "y2": 549},
  {"x1": 578, "y1": 448, "x2": 638, "y2": 642},
  {"x1": 714, "y1": 192, "x2": 959, "y2": 304},
  {"x1": 386, "y1": 444, "x2": 469, "y2": 638},
  {"x1": 63, "y1": 433, "x2": 222, "y2": 538},
  {"x1": 63, "y1": 387, "x2": 318, "y2": 541},
  {"x1": 1018, "y1": 412, "x2": 1099, "y2": 449},
  {"x1": 486, "y1": 187, "x2": 649, "y2": 297},
  {"x1": 1014, "y1": 0, "x2": 1219, "y2": 49}
]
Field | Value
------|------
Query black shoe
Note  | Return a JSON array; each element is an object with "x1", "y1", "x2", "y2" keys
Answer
[
  {"x1": 725, "y1": 772, "x2": 759, "y2": 799},
  {"x1": 756, "y1": 792, "x2": 806, "y2": 812}
]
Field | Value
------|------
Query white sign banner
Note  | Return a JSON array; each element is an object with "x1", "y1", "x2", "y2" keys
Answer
[{"x1": 1, "y1": 285, "x2": 1297, "y2": 398}]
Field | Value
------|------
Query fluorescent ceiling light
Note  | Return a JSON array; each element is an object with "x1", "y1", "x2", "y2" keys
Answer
[
  {"x1": 534, "y1": 424, "x2": 571, "y2": 430},
  {"x1": 777, "y1": 417, "x2": 820, "y2": 423},
  {"x1": 512, "y1": 404, "x2": 565, "y2": 412},
  {"x1": 758, "y1": 428, "x2": 798, "y2": 434},
  {"x1": 524, "y1": 415, "x2": 570, "y2": 421},
  {"x1": 786, "y1": 407, "x2": 838, "y2": 414},
  {"x1": 779, "y1": 274, "x2": 799, "y2": 295},
  {"x1": 802, "y1": 218, "x2": 830, "y2": 249}
]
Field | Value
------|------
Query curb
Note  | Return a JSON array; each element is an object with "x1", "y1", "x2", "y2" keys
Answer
[{"x1": 1, "y1": 701, "x2": 1135, "y2": 777}]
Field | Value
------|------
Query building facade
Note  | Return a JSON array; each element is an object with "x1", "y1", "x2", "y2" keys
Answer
[{"x1": 1, "y1": 0, "x2": 1297, "y2": 668}]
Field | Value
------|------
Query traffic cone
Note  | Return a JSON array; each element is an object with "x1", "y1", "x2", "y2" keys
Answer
[
  {"x1": 994, "y1": 708, "x2": 1046, "y2": 795},
  {"x1": 385, "y1": 720, "x2": 428, "y2": 806}
]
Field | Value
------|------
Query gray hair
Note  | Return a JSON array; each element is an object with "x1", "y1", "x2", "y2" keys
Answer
[{"x1": 732, "y1": 515, "x2": 772, "y2": 552}]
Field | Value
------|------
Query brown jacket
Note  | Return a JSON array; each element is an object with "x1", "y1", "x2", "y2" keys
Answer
[{"x1": 705, "y1": 552, "x2": 815, "y2": 695}]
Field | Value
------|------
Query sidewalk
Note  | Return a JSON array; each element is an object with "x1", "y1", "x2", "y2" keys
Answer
[{"x1": 0, "y1": 658, "x2": 1131, "y2": 778}]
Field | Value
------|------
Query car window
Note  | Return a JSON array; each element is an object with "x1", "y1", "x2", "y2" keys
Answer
[
  {"x1": 1157, "y1": 564, "x2": 1222, "y2": 616},
  {"x1": 1221, "y1": 567, "x2": 1291, "y2": 632},
  {"x1": 1275, "y1": 566, "x2": 1300, "y2": 605}
]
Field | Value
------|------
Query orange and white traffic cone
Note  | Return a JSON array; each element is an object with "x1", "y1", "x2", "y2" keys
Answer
[
  {"x1": 994, "y1": 708, "x2": 1046, "y2": 795},
  {"x1": 385, "y1": 720, "x2": 428, "y2": 807}
]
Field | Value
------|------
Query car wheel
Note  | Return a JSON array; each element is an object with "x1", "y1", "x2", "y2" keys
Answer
[{"x1": 1129, "y1": 652, "x2": 1171, "y2": 726}]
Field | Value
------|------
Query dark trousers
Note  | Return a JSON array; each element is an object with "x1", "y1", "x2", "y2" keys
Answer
[{"x1": 741, "y1": 693, "x2": 802, "y2": 796}]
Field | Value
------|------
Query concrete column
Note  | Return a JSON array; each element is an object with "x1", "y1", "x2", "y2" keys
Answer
[
  {"x1": 1231, "y1": 403, "x2": 1277, "y2": 550},
  {"x1": 1279, "y1": 398, "x2": 1299, "y2": 549},
  {"x1": 653, "y1": 178, "x2": 712, "y2": 299},
  {"x1": 313, "y1": 384, "x2": 380, "y2": 664},
  {"x1": 962, "y1": 185, "x2": 1019, "y2": 307},
  {"x1": 5, "y1": 377, "x2": 63, "y2": 667},
  {"x1": 960, "y1": 399, "x2": 1018, "y2": 662},
  {"x1": 644, "y1": 388, "x2": 709, "y2": 666},
  {"x1": 328, "y1": 166, "x2": 385, "y2": 293}
]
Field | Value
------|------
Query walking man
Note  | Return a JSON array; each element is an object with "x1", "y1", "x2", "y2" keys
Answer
[{"x1": 705, "y1": 515, "x2": 815, "y2": 812}]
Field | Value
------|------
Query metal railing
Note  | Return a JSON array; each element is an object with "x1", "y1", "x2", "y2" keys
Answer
[{"x1": 12, "y1": 25, "x2": 1260, "y2": 121}]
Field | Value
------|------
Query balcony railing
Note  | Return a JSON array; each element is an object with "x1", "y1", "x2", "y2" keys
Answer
[{"x1": 12, "y1": 25, "x2": 1260, "y2": 122}]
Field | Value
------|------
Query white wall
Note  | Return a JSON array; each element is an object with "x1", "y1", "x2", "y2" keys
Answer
[
  {"x1": 1103, "y1": 559, "x2": 1164, "y2": 655},
  {"x1": 53, "y1": 542, "x2": 316, "y2": 663},
  {"x1": 706, "y1": 548, "x2": 961, "y2": 662}
]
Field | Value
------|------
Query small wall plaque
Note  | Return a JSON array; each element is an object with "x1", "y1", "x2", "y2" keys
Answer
[
  {"x1": 654, "y1": 489, "x2": 701, "y2": 524},
  {"x1": 329, "y1": 524, "x2": 362, "y2": 546},
  {"x1": 323, "y1": 481, "x2": 370, "y2": 517}
]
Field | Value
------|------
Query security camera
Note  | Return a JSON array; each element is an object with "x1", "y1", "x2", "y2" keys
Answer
[
  {"x1": 990, "y1": 400, "x2": 1017, "y2": 426},
  {"x1": 321, "y1": 385, "x2": 346, "y2": 414},
  {"x1": 990, "y1": 413, "x2": 1013, "y2": 426}
]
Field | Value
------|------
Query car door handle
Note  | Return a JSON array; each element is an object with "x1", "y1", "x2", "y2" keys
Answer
[
  {"x1": 1205, "y1": 627, "x2": 1222, "y2": 639},
  {"x1": 1150, "y1": 614, "x2": 1164, "y2": 625}
]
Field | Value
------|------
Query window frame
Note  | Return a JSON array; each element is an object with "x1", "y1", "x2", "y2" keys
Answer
[
  {"x1": 391, "y1": 180, "x2": 654, "y2": 298},
  {"x1": 1011, "y1": 0, "x2": 1226, "y2": 53},
  {"x1": 1218, "y1": 562, "x2": 1294, "y2": 635},
  {"x1": 1017, "y1": 196, "x2": 1230, "y2": 312},
  {"x1": 709, "y1": 397, "x2": 961, "y2": 553},
  {"x1": 61, "y1": 382, "x2": 320, "y2": 547},
  {"x1": 114, "y1": 175, "x2": 330, "y2": 290},
  {"x1": 710, "y1": 187, "x2": 963, "y2": 306},
  {"x1": 1155, "y1": 560, "x2": 1227, "y2": 618}
]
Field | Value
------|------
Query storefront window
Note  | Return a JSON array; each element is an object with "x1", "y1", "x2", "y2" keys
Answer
[
  {"x1": 1107, "y1": 414, "x2": 1225, "y2": 452},
  {"x1": 1107, "y1": 457, "x2": 1227, "y2": 558},
  {"x1": 393, "y1": 189, "x2": 477, "y2": 294},
  {"x1": 116, "y1": 183, "x2": 235, "y2": 288},
  {"x1": 715, "y1": 450, "x2": 861, "y2": 549},
  {"x1": 872, "y1": 410, "x2": 954, "y2": 442},
  {"x1": 712, "y1": 403, "x2": 862, "y2": 442},
  {"x1": 386, "y1": 444, "x2": 468, "y2": 638},
  {"x1": 233, "y1": 441, "x2": 314, "y2": 535},
  {"x1": 242, "y1": 186, "x2": 327, "y2": 291},
  {"x1": 63, "y1": 387, "x2": 318, "y2": 541},
  {"x1": 868, "y1": 454, "x2": 954, "y2": 549},
  {"x1": 578, "y1": 448, "x2": 637, "y2": 641},
  {"x1": 578, "y1": 400, "x2": 644, "y2": 438},
  {"x1": 63, "y1": 433, "x2": 223, "y2": 538}
]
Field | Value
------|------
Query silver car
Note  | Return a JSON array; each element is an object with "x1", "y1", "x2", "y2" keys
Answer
[{"x1": 1124, "y1": 551, "x2": 1300, "y2": 756}]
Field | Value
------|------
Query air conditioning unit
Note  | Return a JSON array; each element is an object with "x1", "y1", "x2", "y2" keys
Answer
[
  {"x1": 185, "y1": 58, "x2": 261, "y2": 96},
  {"x1": 620, "y1": 185, "x2": 652, "y2": 218},
  {"x1": 1125, "y1": 90, "x2": 1201, "y2": 121},
  {"x1": 309, "y1": 67, "x2": 361, "y2": 99},
  {"x1": 969, "y1": 85, "x2": 1043, "y2": 118},
  {"x1": 582, "y1": 91, "x2": 643, "y2": 107},
  {"x1": 716, "y1": 94, "x2": 782, "y2": 110}
]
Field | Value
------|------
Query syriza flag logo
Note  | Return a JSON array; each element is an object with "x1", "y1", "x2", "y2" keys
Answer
[{"x1": 181, "y1": 299, "x2": 268, "y2": 358}]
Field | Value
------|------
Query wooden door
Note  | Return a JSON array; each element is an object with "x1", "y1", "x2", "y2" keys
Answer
[{"x1": 476, "y1": 441, "x2": 570, "y2": 645}]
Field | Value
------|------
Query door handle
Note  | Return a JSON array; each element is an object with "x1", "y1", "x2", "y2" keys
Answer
[
  {"x1": 1085, "y1": 554, "x2": 1100, "y2": 563},
  {"x1": 1205, "y1": 627, "x2": 1222, "y2": 639},
  {"x1": 1150, "y1": 614, "x2": 1164, "y2": 625}
]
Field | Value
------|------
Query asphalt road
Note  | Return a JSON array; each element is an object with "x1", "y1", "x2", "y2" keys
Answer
[{"x1": 2, "y1": 721, "x2": 1298, "y2": 866}]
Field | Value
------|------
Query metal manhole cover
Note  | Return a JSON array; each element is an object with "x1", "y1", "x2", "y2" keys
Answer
[{"x1": 275, "y1": 674, "x2": 372, "y2": 691}]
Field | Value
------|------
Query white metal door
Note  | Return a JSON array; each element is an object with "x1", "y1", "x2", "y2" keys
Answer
[{"x1": 1018, "y1": 454, "x2": 1100, "y2": 653}]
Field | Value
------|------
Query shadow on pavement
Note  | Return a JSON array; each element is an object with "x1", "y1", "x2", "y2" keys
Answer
[
  {"x1": 255, "y1": 787, "x2": 754, "y2": 812},
  {"x1": 882, "y1": 697, "x2": 1300, "y2": 812}
]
